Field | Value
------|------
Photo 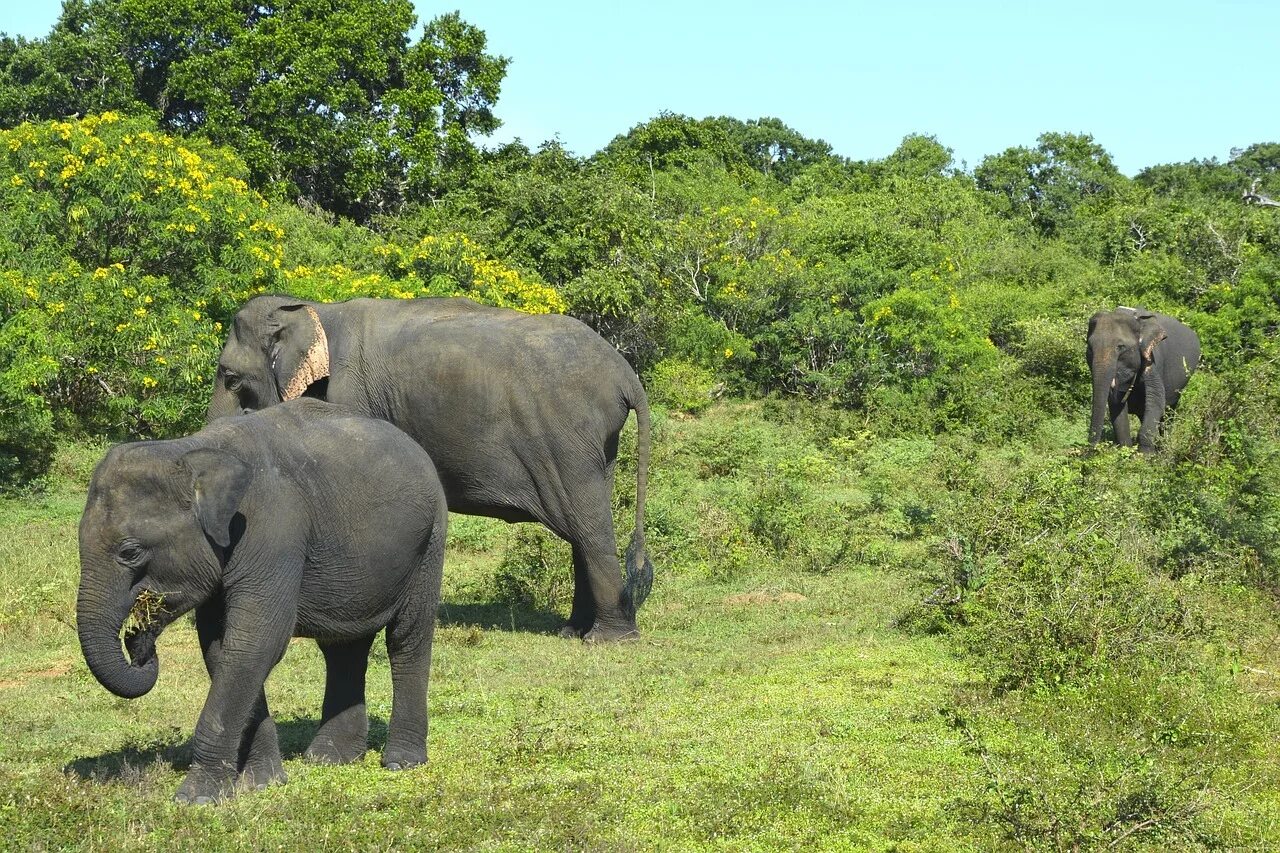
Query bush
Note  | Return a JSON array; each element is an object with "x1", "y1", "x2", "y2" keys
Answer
[
  {"x1": 491, "y1": 527, "x2": 573, "y2": 614},
  {"x1": 647, "y1": 358, "x2": 717, "y2": 414}
]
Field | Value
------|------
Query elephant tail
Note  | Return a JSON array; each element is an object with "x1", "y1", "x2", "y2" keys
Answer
[{"x1": 623, "y1": 377, "x2": 653, "y2": 618}]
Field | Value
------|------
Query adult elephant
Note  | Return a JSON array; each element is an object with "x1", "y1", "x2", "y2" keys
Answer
[
  {"x1": 207, "y1": 295, "x2": 652, "y2": 642},
  {"x1": 1087, "y1": 306, "x2": 1200, "y2": 453}
]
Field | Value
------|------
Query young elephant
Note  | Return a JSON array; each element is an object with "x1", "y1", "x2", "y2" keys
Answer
[
  {"x1": 1087, "y1": 306, "x2": 1201, "y2": 452},
  {"x1": 76, "y1": 399, "x2": 447, "y2": 803}
]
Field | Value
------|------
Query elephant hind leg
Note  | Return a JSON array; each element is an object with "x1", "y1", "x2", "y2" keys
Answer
[
  {"x1": 306, "y1": 634, "x2": 376, "y2": 765},
  {"x1": 559, "y1": 548, "x2": 598, "y2": 638},
  {"x1": 531, "y1": 460, "x2": 637, "y2": 641},
  {"x1": 573, "y1": 536, "x2": 640, "y2": 643}
]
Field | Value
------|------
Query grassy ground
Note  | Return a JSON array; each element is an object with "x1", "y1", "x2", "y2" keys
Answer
[
  {"x1": 0, "y1": 443, "x2": 991, "y2": 851},
  {"x1": 1, "y1": 404, "x2": 1278, "y2": 850}
]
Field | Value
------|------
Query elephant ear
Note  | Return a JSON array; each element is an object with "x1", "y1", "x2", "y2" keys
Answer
[
  {"x1": 1136, "y1": 313, "x2": 1167, "y2": 366},
  {"x1": 182, "y1": 448, "x2": 253, "y2": 548},
  {"x1": 267, "y1": 303, "x2": 329, "y2": 401}
]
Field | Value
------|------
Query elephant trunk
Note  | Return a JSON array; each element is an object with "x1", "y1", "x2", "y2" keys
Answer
[
  {"x1": 1089, "y1": 352, "x2": 1118, "y2": 444},
  {"x1": 206, "y1": 385, "x2": 239, "y2": 423},
  {"x1": 76, "y1": 567, "x2": 159, "y2": 699}
]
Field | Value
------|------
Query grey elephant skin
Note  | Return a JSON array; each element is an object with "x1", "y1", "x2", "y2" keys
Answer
[
  {"x1": 1087, "y1": 307, "x2": 1201, "y2": 452},
  {"x1": 207, "y1": 294, "x2": 653, "y2": 641},
  {"x1": 76, "y1": 399, "x2": 448, "y2": 803}
]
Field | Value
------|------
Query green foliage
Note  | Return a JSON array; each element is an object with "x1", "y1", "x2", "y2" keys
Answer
[
  {"x1": 0, "y1": 1, "x2": 508, "y2": 221},
  {"x1": 975, "y1": 131, "x2": 1126, "y2": 237},
  {"x1": 0, "y1": 115, "x2": 566, "y2": 484},
  {"x1": 0, "y1": 113, "x2": 268, "y2": 477},
  {"x1": 646, "y1": 358, "x2": 717, "y2": 414},
  {"x1": 491, "y1": 527, "x2": 572, "y2": 614}
]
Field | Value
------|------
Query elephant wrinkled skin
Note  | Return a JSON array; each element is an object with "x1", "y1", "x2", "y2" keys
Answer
[
  {"x1": 76, "y1": 400, "x2": 448, "y2": 803},
  {"x1": 207, "y1": 295, "x2": 653, "y2": 641},
  {"x1": 1087, "y1": 307, "x2": 1200, "y2": 453}
]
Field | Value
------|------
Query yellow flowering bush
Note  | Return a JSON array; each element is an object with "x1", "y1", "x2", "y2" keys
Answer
[{"x1": 0, "y1": 115, "x2": 561, "y2": 485}]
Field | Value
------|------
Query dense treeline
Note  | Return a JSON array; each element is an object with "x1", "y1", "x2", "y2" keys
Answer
[{"x1": 2, "y1": 0, "x2": 1280, "y2": 845}]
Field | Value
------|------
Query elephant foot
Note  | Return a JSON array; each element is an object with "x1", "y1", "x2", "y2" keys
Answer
[
  {"x1": 239, "y1": 716, "x2": 286, "y2": 789},
  {"x1": 174, "y1": 763, "x2": 238, "y2": 805},
  {"x1": 305, "y1": 733, "x2": 368, "y2": 765},
  {"x1": 305, "y1": 707, "x2": 368, "y2": 764},
  {"x1": 239, "y1": 756, "x2": 287, "y2": 791},
  {"x1": 558, "y1": 623, "x2": 585, "y2": 640},
  {"x1": 582, "y1": 622, "x2": 640, "y2": 643},
  {"x1": 382, "y1": 745, "x2": 427, "y2": 771}
]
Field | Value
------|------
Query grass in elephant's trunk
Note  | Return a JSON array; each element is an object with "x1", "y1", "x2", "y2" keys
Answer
[{"x1": 122, "y1": 589, "x2": 167, "y2": 667}]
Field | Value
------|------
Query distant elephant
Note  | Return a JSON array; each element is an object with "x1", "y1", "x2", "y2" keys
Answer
[
  {"x1": 206, "y1": 295, "x2": 652, "y2": 642},
  {"x1": 1087, "y1": 307, "x2": 1200, "y2": 452},
  {"x1": 77, "y1": 399, "x2": 447, "y2": 803}
]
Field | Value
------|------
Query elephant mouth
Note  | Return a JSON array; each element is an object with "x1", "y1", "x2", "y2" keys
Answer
[
  {"x1": 123, "y1": 623, "x2": 159, "y2": 666},
  {"x1": 122, "y1": 588, "x2": 171, "y2": 667}
]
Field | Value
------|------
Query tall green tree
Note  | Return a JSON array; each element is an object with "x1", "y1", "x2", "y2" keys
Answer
[
  {"x1": 711, "y1": 116, "x2": 837, "y2": 184},
  {"x1": 975, "y1": 132, "x2": 1125, "y2": 237},
  {"x1": 0, "y1": 0, "x2": 508, "y2": 221}
]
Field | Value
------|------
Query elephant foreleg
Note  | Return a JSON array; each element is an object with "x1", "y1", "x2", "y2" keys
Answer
[
  {"x1": 306, "y1": 635, "x2": 376, "y2": 765},
  {"x1": 179, "y1": 594, "x2": 293, "y2": 804},
  {"x1": 195, "y1": 598, "x2": 285, "y2": 792}
]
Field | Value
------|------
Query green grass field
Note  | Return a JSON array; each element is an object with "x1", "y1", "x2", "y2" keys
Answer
[{"x1": 1, "y1": 404, "x2": 1277, "y2": 850}]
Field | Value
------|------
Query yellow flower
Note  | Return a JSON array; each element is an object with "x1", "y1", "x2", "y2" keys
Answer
[
  {"x1": 9, "y1": 175, "x2": 23, "y2": 187},
  {"x1": 724, "y1": 348, "x2": 734, "y2": 359},
  {"x1": 142, "y1": 376, "x2": 157, "y2": 388}
]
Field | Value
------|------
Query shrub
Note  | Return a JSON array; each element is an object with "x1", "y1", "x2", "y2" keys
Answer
[
  {"x1": 647, "y1": 358, "x2": 717, "y2": 414},
  {"x1": 491, "y1": 527, "x2": 573, "y2": 614}
]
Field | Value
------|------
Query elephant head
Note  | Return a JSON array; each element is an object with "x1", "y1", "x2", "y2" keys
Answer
[
  {"x1": 77, "y1": 444, "x2": 253, "y2": 698},
  {"x1": 1086, "y1": 308, "x2": 1166, "y2": 444},
  {"x1": 207, "y1": 296, "x2": 329, "y2": 421}
]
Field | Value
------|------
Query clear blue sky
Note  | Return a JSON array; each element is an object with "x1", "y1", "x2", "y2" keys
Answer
[{"x1": 6, "y1": 0, "x2": 1276, "y2": 175}]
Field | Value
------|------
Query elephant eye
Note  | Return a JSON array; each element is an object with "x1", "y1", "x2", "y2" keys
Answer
[
  {"x1": 223, "y1": 370, "x2": 242, "y2": 392},
  {"x1": 117, "y1": 541, "x2": 147, "y2": 566}
]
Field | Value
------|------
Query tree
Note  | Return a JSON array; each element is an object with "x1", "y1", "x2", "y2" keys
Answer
[
  {"x1": 0, "y1": 0, "x2": 508, "y2": 222},
  {"x1": 1137, "y1": 144, "x2": 1280, "y2": 203},
  {"x1": 975, "y1": 132, "x2": 1125, "y2": 237},
  {"x1": 598, "y1": 112, "x2": 749, "y2": 175},
  {"x1": 711, "y1": 116, "x2": 837, "y2": 184},
  {"x1": 881, "y1": 133, "x2": 955, "y2": 179}
]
